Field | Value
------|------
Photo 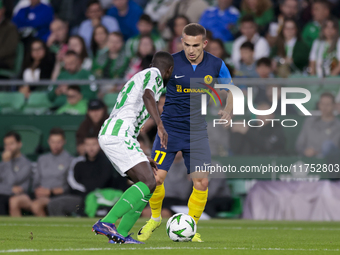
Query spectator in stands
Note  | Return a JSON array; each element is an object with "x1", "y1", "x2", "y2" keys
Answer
[
  {"x1": 232, "y1": 15, "x2": 270, "y2": 70},
  {"x1": 168, "y1": 15, "x2": 190, "y2": 54},
  {"x1": 79, "y1": 0, "x2": 120, "y2": 55},
  {"x1": 0, "y1": 1, "x2": 19, "y2": 72},
  {"x1": 255, "y1": 84, "x2": 298, "y2": 115},
  {"x1": 125, "y1": 35, "x2": 155, "y2": 80},
  {"x1": 206, "y1": 38, "x2": 232, "y2": 65},
  {"x1": 302, "y1": 0, "x2": 331, "y2": 48},
  {"x1": 48, "y1": 51, "x2": 97, "y2": 109},
  {"x1": 236, "y1": 41, "x2": 257, "y2": 77},
  {"x1": 67, "y1": 36, "x2": 92, "y2": 71},
  {"x1": 48, "y1": 134, "x2": 127, "y2": 216},
  {"x1": 0, "y1": 132, "x2": 32, "y2": 215},
  {"x1": 56, "y1": 85, "x2": 88, "y2": 115},
  {"x1": 256, "y1": 57, "x2": 273, "y2": 78},
  {"x1": 240, "y1": 0, "x2": 274, "y2": 35},
  {"x1": 158, "y1": 0, "x2": 208, "y2": 40},
  {"x1": 296, "y1": 92, "x2": 340, "y2": 157},
  {"x1": 230, "y1": 101, "x2": 286, "y2": 155},
  {"x1": 199, "y1": 0, "x2": 240, "y2": 42},
  {"x1": 309, "y1": 17, "x2": 340, "y2": 77},
  {"x1": 76, "y1": 99, "x2": 108, "y2": 155},
  {"x1": 125, "y1": 14, "x2": 165, "y2": 59},
  {"x1": 92, "y1": 32, "x2": 129, "y2": 79},
  {"x1": 47, "y1": 19, "x2": 69, "y2": 56},
  {"x1": 107, "y1": 0, "x2": 143, "y2": 41},
  {"x1": 21, "y1": 39, "x2": 55, "y2": 98},
  {"x1": 266, "y1": 0, "x2": 300, "y2": 47},
  {"x1": 9, "y1": 128, "x2": 73, "y2": 217},
  {"x1": 91, "y1": 25, "x2": 109, "y2": 68},
  {"x1": 271, "y1": 19, "x2": 309, "y2": 77},
  {"x1": 12, "y1": 0, "x2": 54, "y2": 42},
  {"x1": 144, "y1": 0, "x2": 175, "y2": 23}
]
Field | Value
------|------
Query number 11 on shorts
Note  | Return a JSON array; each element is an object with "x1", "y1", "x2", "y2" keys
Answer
[{"x1": 154, "y1": 150, "x2": 166, "y2": 165}]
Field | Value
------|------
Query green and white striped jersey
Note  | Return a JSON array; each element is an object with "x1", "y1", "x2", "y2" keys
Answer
[{"x1": 100, "y1": 67, "x2": 164, "y2": 138}]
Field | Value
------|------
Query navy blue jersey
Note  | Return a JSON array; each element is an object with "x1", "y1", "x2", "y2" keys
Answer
[{"x1": 161, "y1": 50, "x2": 232, "y2": 134}]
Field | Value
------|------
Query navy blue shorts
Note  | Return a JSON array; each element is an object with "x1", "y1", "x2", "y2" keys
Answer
[{"x1": 151, "y1": 131, "x2": 211, "y2": 174}]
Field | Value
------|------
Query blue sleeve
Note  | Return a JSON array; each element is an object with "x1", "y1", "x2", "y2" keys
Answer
[
  {"x1": 27, "y1": 6, "x2": 54, "y2": 28},
  {"x1": 218, "y1": 61, "x2": 233, "y2": 90},
  {"x1": 12, "y1": 8, "x2": 27, "y2": 28}
]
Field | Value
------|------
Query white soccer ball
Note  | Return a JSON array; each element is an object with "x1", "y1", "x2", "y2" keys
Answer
[{"x1": 166, "y1": 213, "x2": 197, "y2": 242}]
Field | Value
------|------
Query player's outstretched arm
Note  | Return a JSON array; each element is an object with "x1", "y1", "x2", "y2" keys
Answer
[
  {"x1": 143, "y1": 89, "x2": 168, "y2": 149},
  {"x1": 218, "y1": 90, "x2": 233, "y2": 127}
]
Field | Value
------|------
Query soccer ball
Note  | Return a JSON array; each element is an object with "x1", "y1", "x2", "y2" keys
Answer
[{"x1": 166, "y1": 213, "x2": 196, "y2": 242}]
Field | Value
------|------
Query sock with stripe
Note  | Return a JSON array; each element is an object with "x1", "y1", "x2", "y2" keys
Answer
[
  {"x1": 149, "y1": 183, "x2": 165, "y2": 221},
  {"x1": 188, "y1": 187, "x2": 208, "y2": 224},
  {"x1": 101, "y1": 182, "x2": 150, "y2": 224},
  {"x1": 117, "y1": 193, "x2": 152, "y2": 237}
]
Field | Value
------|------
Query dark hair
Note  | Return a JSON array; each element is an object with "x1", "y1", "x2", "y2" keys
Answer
[
  {"x1": 320, "y1": 17, "x2": 339, "y2": 53},
  {"x1": 49, "y1": 127, "x2": 65, "y2": 138},
  {"x1": 240, "y1": 41, "x2": 254, "y2": 51},
  {"x1": 209, "y1": 38, "x2": 230, "y2": 59},
  {"x1": 68, "y1": 85, "x2": 81, "y2": 93},
  {"x1": 65, "y1": 50, "x2": 80, "y2": 58},
  {"x1": 256, "y1": 57, "x2": 271, "y2": 67},
  {"x1": 320, "y1": 92, "x2": 335, "y2": 103},
  {"x1": 240, "y1": 15, "x2": 256, "y2": 24},
  {"x1": 87, "y1": 0, "x2": 101, "y2": 9},
  {"x1": 241, "y1": 0, "x2": 272, "y2": 16},
  {"x1": 68, "y1": 35, "x2": 88, "y2": 61},
  {"x1": 23, "y1": 39, "x2": 55, "y2": 78},
  {"x1": 85, "y1": 132, "x2": 98, "y2": 139},
  {"x1": 183, "y1": 23, "x2": 206, "y2": 40},
  {"x1": 139, "y1": 14, "x2": 153, "y2": 24},
  {"x1": 313, "y1": 0, "x2": 331, "y2": 10},
  {"x1": 276, "y1": 18, "x2": 300, "y2": 57},
  {"x1": 152, "y1": 51, "x2": 174, "y2": 72},
  {"x1": 175, "y1": 15, "x2": 190, "y2": 25},
  {"x1": 109, "y1": 31, "x2": 124, "y2": 40},
  {"x1": 4, "y1": 131, "x2": 21, "y2": 142},
  {"x1": 91, "y1": 24, "x2": 109, "y2": 57}
]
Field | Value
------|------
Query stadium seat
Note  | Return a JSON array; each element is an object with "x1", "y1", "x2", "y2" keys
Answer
[
  {"x1": 23, "y1": 92, "x2": 52, "y2": 115},
  {"x1": 11, "y1": 126, "x2": 42, "y2": 156},
  {"x1": 103, "y1": 93, "x2": 119, "y2": 112},
  {"x1": 62, "y1": 126, "x2": 78, "y2": 156},
  {"x1": 0, "y1": 42, "x2": 24, "y2": 78},
  {"x1": 224, "y1": 42, "x2": 233, "y2": 55},
  {"x1": 0, "y1": 92, "x2": 25, "y2": 114}
]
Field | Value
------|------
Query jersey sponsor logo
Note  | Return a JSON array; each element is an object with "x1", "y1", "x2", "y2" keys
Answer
[{"x1": 175, "y1": 75, "x2": 185, "y2": 79}]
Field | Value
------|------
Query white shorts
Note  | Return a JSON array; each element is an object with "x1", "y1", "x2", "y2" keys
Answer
[{"x1": 98, "y1": 135, "x2": 148, "y2": 177}]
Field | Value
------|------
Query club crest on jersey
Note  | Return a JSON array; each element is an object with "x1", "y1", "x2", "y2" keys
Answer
[{"x1": 204, "y1": 75, "x2": 213, "y2": 84}]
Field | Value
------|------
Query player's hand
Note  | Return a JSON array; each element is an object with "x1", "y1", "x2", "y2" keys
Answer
[
  {"x1": 218, "y1": 110, "x2": 232, "y2": 127},
  {"x1": 12, "y1": 186, "x2": 23, "y2": 195},
  {"x1": 147, "y1": 156, "x2": 159, "y2": 176},
  {"x1": 35, "y1": 187, "x2": 51, "y2": 198},
  {"x1": 52, "y1": 187, "x2": 64, "y2": 195},
  {"x1": 1, "y1": 150, "x2": 12, "y2": 162},
  {"x1": 157, "y1": 122, "x2": 168, "y2": 149}
]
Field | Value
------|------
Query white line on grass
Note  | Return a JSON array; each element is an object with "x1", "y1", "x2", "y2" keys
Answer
[
  {"x1": 2, "y1": 224, "x2": 340, "y2": 231},
  {"x1": 0, "y1": 247, "x2": 339, "y2": 253}
]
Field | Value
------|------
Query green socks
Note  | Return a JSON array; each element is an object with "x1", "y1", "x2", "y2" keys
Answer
[
  {"x1": 101, "y1": 182, "x2": 151, "y2": 224},
  {"x1": 117, "y1": 193, "x2": 152, "y2": 237}
]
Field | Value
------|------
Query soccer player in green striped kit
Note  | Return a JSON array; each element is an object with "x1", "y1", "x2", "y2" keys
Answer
[{"x1": 92, "y1": 51, "x2": 174, "y2": 244}]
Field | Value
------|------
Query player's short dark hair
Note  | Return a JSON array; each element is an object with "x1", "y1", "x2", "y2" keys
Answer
[
  {"x1": 85, "y1": 131, "x2": 98, "y2": 139},
  {"x1": 152, "y1": 51, "x2": 174, "y2": 71},
  {"x1": 240, "y1": 15, "x2": 256, "y2": 24},
  {"x1": 240, "y1": 41, "x2": 254, "y2": 51},
  {"x1": 320, "y1": 92, "x2": 335, "y2": 103},
  {"x1": 4, "y1": 131, "x2": 21, "y2": 142},
  {"x1": 256, "y1": 57, "x2": 271, "y2": 68},
  {"x1": 87, "y1": 0, "x2": 101, "y2": 9},
  {"x1": 49, "y1": 127, "x2": 65, "y2": 139},
  {"x1": 65, "y1": 50, "x2": 80, "y2": 59},
  {"x1": 313, "y1": 0, "x2": 331, "y2": 10},
  {"x1": 68, "y1": 85, "x2": 81, "y2": 93},
  {"x1": 183, "y1": 23, "x2": 206, "y2": 40},
  {"x1": 139, "y1": 14, "x2": 153, "y2": 24}
]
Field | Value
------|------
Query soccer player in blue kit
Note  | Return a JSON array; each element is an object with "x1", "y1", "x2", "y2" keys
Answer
[{"x1": 138, "y1": 23, "x2": 234, "y2": 242}]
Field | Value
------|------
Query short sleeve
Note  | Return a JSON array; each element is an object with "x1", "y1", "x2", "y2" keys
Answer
[
  {"x1": 218, "y1": 61, "x2": 233, "y2": 91},
  {"x1": 143, "y1": 69, "x2": 164, "y2": 101}
]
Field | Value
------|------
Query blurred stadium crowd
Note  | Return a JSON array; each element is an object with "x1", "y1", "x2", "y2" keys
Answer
[{"x1": 1, "y1": 0, "x2": 340, "y2": 219}]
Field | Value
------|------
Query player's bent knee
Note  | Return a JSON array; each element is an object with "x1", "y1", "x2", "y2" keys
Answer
[
  {"x1": 193, "y1": 177, "x2": 209, "y2": 191},
  {"x1": 145, "y1": 177, "x2": 157, "y2": 193},
  {"x1": 155, "y1": 175, "x2": 165, "y2": 186}
]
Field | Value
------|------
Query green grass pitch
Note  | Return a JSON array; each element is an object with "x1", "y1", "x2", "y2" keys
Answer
[{"x1": 0, "y1": 217, "x2": 339, "y2": 255}]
